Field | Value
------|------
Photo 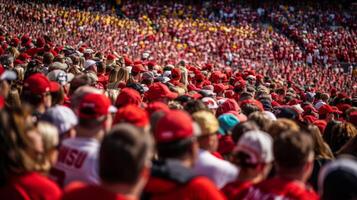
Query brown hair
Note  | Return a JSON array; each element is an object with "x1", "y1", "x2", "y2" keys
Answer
[
  {"x1": 231, "y1": 121, "x2": 259, "y2": 143},
  {"x1": 337, "y1": 135, "x2": 357, "y2": 157},
  {"x1": 306, "y1": 125, "x2": 334, "y2": 160},
  {"x1": 0, "y1": 106, "x2": 40, "y2": 186},
  {"x1": 248, "y1": 111, "x2": 273, "y2": 132},
  {"x1": 267, "y1": 119, "x2": 300, "y2": 139},
  {"x1": 323, "y1": 122, "x2": 357, "y2": 153},
  {"x1": 274, "y1": 130, "x2": 314, "y2": 170},
  {"x1": 99, "y1": 124, "x2": 153, "y2": 184}
]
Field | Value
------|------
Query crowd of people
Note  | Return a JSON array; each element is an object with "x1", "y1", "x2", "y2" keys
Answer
[{"x1": 0, "y1": 0, "x2": 357, "y2": 200}]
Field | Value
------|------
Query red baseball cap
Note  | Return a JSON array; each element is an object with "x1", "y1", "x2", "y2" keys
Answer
[
  {"x1": 146, "y1": 101, "x2": 170, "y2": 116},
  {"x1": 145, "y1": 83, "x2": 178, "y2": 101},
  {"x1": 318, "y1": 104, "x2": 342, "y2": 116},
  {"x1": 0, "y1": 96, "x2": 4, "y2": 109},
  {"x1": 107, "y1": 54, "x2": 116, "y2": 60},
  {"x1": 78, "y1": 93, "x2": 117, "y2": 119},
  {"x1": 313, "y1": 120, "x2": 327, "y2": 134},
  {"x1": 132, "y1": 64, "x2": 146, "y2": 73},
  {"x1": 24, "y1": 73, "x2": 60, "y2": 95},
  {"x1": 155, "y1": 110, "x2": 194, "y2": 143},
  {"x1": 113, "y1": 105, "x2": 149, "y2": 127},
  {"x1": 115, "y1": 88, "x2": 142, "y2": 108}
]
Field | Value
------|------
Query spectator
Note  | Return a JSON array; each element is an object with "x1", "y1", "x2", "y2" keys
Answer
[
  {"x1": 0, "y1": 108, "x2": 61, "y2": 200},
  {"x1": 51, "y1": 92, "x2": 117, "y2": 187},
  {"x1": 323, "y1": 122, "x2": 357, "y2": 154},
  {"x1": 222, "y1": 130, "x2": 273, "y2": 200},
  {"x1": 62, "y1": 124, "x2": 153, "y2": 200},
  {"x1": 192, "y1": 111, "x2": 238, "y2": 188},
  {"x1": 243, "y1": 130, "x2": 319, "y2": 199},
  {"x1": 143, "y1": 110, "x2": 225, "y2": 200},
  {"x1": 318, "y1": 156, "x2": 357, "y2": 200}
]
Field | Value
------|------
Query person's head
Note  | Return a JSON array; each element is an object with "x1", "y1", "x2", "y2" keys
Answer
[
  {"x1": 192, "y1": 111, "x2": 219, "y2": 152},
  {"x1": 218, "y1": 113, "x2": 239, "y2": 135},
  {"x1": 70, "y1": 85, "x2": 102, "y2": 112},
  {"x1": 154, "y1": 110, "x2": 200, "y2": 167},
  {"x1": 274, "y1": 130, "x2": 314, "y2": 182},
  {"x1": 233, "y1": 130, "x2": 274, "y2": 182},
  {"x1": 318, "y1": 156, "x2": 357, "y2": 200},
  {"x1": 337, "y1": 135, "x2": 357, "y2": 157},
  {"x1": 36, "y1": 122, "x2": 59, "y2": 173},
  {"x1": 248, "y1": 111, "x2": 273, "y2": 132},
  {"x1": 267, "y1": 118, "x2": 300, "y2": 139},
  {"x1": 231, "y1": 121, "x2": 259, "y2": 143},
  {"x1": 116, "y1": 67, "x2": 130, "y2": 83},
  {"x1": 184, "y1": 100, "x2": 209, "y2": 114},
  {"x1": 306, "y1": 125, "x2": 334, "y2": 160},
  {"x1": 323, "y1": 122, "x2": 357, "y2": 154},
  {"x1": 78, "y1": 93, "x2": 117, "y2": 135},
  {"x1": 115, "y1": 88, "x2": 142, "y2": 108},
  {"x1": 21, "y1": 73, "x2": 60, "y2": 112},
  {"x1": 69, "y1": 74, "x2": 96, "y2": 95},
  {"x1": 0, "y1": 106, "x2": 43, "y2": 186},
  {"x1": 113, "y1": 105, "x2": 149, "y2": 130},
  {"x1": 99, "y1": 124, "x2": 153, "y2": 196},
  {"x1": 40, "y1": 105, "x2": 78, "y2": 139}
]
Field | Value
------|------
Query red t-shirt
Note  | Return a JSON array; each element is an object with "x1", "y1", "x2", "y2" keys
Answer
[
  {"x1": 0, "y1": 172, "x2": 62, "y2": 200},
  {"x1": 221, "y1": 180, "x2": 253, "y2": 200},
  {"x1": 243, "y1": 177, "x2": 319, "y2": 200},
  {"x1": 62, "y1": 182, "x2": 134, "y2": 200},
  {"x1": 144, "y1": 176, "x2": 226, "y2": 200}
]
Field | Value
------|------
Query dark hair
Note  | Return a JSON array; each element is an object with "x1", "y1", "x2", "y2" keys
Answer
[
  {"x1": 51, "y1": 86, "x2": 65, "y2": 106},
  {"x1": 274, "y1": 130, "x2": 314, "y2": 170},
  {"x1": 20, "y1": 89, "x2": 44, "y2": 107},
  {"x1": 184, "y1": 100, "x2": 208, "y2": 114},
  {"x1": 337, "y1": 136, "x2": 357, "y2": 157},
  {"x1": 99, "y1": 124, "x2": 152, "y2": 184},
  {"x1": 157, "y1": 138, "x2": 194, "y2": 160},
  {"x1": 241, "y1": 103, "x2": 261, "y2": 116},
  {"x1": 231, "y1": 121, "x2": 259, "y2": 143},
  {"x1": 323, "y1": 122, "x2": 357, "y2": 154},
  {"x1": 69, "y1": 74, "x2": 94, "y2": 95}
]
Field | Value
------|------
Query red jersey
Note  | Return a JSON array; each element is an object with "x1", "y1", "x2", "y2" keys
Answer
[
  {"x1": 62, "y1": 182, "x2": 134, "y2": 200},
  {"x1": 242, "y1": 177, "x2": 319, "y2": 200},
  {"x1": 0, "y1": 172, "x2": 61, "y2": 200},
  {"x1": 221, "y1": 180, "x2": 253, "y2": 200}
]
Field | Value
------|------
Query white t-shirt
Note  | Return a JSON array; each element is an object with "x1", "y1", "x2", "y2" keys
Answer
[
  {"x1": 51, "y1": 138, "x2": 100, "y2": 187},
  {"x1": 193, "y1": 149, "x2": 238, "y2": 188}
]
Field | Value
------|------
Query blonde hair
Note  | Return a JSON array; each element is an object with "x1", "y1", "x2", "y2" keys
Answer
[
  {"x1": 192, "y1": 111, "x2": 219, "y2": 135},
  {"x1": 36, "y1": 122, "x2": 59, "y2": 173}
]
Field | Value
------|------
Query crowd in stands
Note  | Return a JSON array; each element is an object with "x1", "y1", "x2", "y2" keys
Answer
[{"x1": 0, "y1": 0, "x2": 356, "y2": 200}]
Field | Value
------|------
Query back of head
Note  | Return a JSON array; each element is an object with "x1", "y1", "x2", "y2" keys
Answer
[
  {"x1": 100, "y1": 123, "x2": 153, "y2": 185},
  {"x1": 323, "y1": 122, "x2": 357, "y2": 154},
  {"x1": 274, "y1": 130, "x2": 314, "y2": 172},
  {"x1": 318, "y1": 156, "x2": 357, "y2": 200}
]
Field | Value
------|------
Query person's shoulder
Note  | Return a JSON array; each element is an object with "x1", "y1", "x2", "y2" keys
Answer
[
  {"x1": 186, "y1": 176, "x2": 225, "y2": 199},
  {"x1": 63, "y1": 183, "x2": 130, "y2": 200},
  {"x1": 11, "y1": 172, "x2": 61, "y2": 200}
]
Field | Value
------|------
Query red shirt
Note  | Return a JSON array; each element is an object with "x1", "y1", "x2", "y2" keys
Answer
[
  {"x1": 243, "y1": 177, "x2": 319, "y2": 200},
  {"x1": 62, "y1": 182, "x2": 134, "y2": 200},
  {"x1": 0, "y1": 172, "x2": 61, "y2": 200},
  {"x1": 221, "y1": 180, "x2": 253, "y2": 200},
  {"x1": 144, "y1": 176, "x2": 226, "y2": 200}
]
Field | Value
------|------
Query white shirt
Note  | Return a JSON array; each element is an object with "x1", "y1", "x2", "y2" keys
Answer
[
  {"x1": 193, "y1": 149, "x2": 238, "y2": 188},
  {"x1": 51, "y1": 138, "x2": 100, "y2": 187}
]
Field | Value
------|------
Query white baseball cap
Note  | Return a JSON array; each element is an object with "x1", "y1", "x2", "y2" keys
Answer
[
  {"x1": 202, "y1": 97, "x2": 218, "y2": 109},
  {"x1": 41, "y1": 105, "x2": 78, "y2": 135},
  {"x1": 234, "y1": 130, "x2": 273, "y2": 164}
]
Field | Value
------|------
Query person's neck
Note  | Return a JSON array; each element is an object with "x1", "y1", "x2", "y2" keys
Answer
[
  {"x1": 75, "y1": 125, "x2": 104, "y2": 141},
  {"x1": 276, "y1": 170, "x2": 306, "y2": 184},
  {"x1": 101, "y1": 182, "x2": 139, "y2": 199}
]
